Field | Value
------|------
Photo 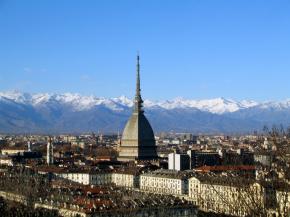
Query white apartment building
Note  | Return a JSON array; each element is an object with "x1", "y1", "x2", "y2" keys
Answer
[
  {"x1": 1, "y1": 147, "x2": 27, "y2": 155},
  {"x1": 56, "y1": 172, "x2": 111, "y2": 185},
  {"x1": 168, "y1": 152, "x2": 190, "y2": 171},
  {"x1": 112, "y1": 172, "x2": 139, "y2": 188},
  {"x1": 274, "y1": 187, "x2": 290, "y2": 217},
  {"x1": 37, "y1": 167, "x2": 140, "y2": 188},
  {"x1": 189, "y1": 175, "x2": 265, "y2": 217},
  {"x1": 0, "y1": 156, "x2": 14, "y2": 166},
  {"x1": 140, "y1": 170, "x2": 190, "y2": 196}
]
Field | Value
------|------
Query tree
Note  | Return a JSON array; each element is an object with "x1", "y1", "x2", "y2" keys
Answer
[
  {"x1": 197, "y1": 125, "x2": 290, "y2": 216},
  {"x1": 0, "y1": 196, "x2": 8, "y2": 215}
]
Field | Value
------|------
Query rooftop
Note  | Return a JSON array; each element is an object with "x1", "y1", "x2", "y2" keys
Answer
[
  {"x1": 141, "y1": 169, "x2": 196, "y2": 179},
  {"x1": 195, "y1": 165, "x2": 256, "y2": 173}
]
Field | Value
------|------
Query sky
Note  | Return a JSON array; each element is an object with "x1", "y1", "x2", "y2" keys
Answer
[{"x1": 0, "y1": 0, "x2": 290, "y2": 101}]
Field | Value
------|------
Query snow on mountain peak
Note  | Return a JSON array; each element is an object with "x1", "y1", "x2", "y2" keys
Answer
[
  {"x1": 1, "y1": 91, "x2": 290, "y2": 114},
  {"x1": 143, "y1": 97, "x2": 258, "y2": 114},
  {"x1": 112, "y1": 96, "x2": 133, "y2": 107},
  {"x1": 258, "y1": 99, "x2": 290, "y2": 110},
  {"x1": 0, "y1": 90, "x2": 32, "y2": 103}
]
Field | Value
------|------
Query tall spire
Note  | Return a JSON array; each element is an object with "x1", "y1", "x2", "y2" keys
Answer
[
  {"x1": 134, "y1": 54, "x2": 143, "y2": 113},
  {"x1": 136, "y1": 54, "x2": 140, "y2": 96}
]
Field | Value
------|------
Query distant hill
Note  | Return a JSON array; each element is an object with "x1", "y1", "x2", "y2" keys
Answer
[{"x1": 1, "y1": 91, "x2": 290, "y2": 134}]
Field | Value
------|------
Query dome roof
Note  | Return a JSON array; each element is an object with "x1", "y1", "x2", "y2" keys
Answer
[{"x1": 122, "y1": 112, "x2": 155, "y2": 146}]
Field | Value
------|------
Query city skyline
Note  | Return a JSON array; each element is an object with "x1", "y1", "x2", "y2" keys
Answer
[
  {"x1": 1, "y1": 1, "x2": 290, "y2": 101},
  {"x1": 0, "y1": 2, "x2": 290, "y2": 217}
]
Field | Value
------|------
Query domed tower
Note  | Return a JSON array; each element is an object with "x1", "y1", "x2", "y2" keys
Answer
[{"x1": 117, "y1": 55, "x2": 158, "y2": 162}]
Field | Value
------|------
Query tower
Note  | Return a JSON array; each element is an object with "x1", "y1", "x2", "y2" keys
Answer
[
  {"x1": 118, "y1": 55, "x2": 158, "y2": 161},
  {"x1": 47, "y1": 137, "x2": 54, "y2": 165},
  {"x1": 27, "y1": 141, "x2": 31, "y2": 152}
]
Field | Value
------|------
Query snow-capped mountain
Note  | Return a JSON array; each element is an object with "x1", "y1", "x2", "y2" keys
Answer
[
  {"x1": 1, "y1": 91, "x2": 290, "y2": 133},
  {"x1": 0, "y1": 91, "x2": 261, "y2": 113},
  {"x1": 0, "y1": 91, "x2": 131, "y2": 112},
  {"x1": 143, "y1": 97, "x2": 259, "y2": 114}
]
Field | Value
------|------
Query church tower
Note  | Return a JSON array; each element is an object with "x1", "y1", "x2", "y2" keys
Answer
[
  {"x1": 47, "y1": 137, "x2": 54, "y2": 165},
  {"x1": 118, "y1": 55, "x2": 158, "y2": 162},
  {"x1": 27, "y1": 140, "x2": 31, "y2": 152}
]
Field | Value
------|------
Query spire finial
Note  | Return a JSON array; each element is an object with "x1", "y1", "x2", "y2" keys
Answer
[
  {"x1": 134, "y1": 54, "x2": 143, "y2": 113},
  {"x1": 136, "y1": 54, "x2": 140, "y2": 95}
]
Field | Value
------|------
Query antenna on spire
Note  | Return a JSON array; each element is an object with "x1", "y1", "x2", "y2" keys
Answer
[
  {"x1": 134, "y1": 53, "x2": 143, "y2": 113},
  {"x1": 136, "y1": 54, "x2": 140, "y2": 95}
]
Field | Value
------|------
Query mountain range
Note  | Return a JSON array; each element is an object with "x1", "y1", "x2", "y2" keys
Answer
[{"x1": 1, "y1": 91, "x2": 290, "y2": 134}]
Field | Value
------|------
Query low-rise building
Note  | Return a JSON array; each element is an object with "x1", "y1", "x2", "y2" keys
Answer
[
  {"x1": 188, "y1": 174, "x2": 275, "y2": 217},
  {"x1": 36, "y1": 167, "x2": 112, "y2": 186},
  {"x1": 168, "y1": 152, "x2": 190, "y2": 171},
  {"x1": 254, "y1": 151, "x2": 273, "y2": 167},
  {"x1": 276, "y1": 188, "x2": 290, "y2": 216},
  {"x1": 1, "y1": 147, "x2": 27, "y2": 155},
  {"x1": 140, "y1": 170, "x2": 192, "y2": 196},
  {"x1": 112, "y1": 172, "x2": 139, "y2": 188},
  {"x1": 0, "y1": 155, "x2": 14, "y2": 166},
  {"x1": 187, "y1": 150, "x2": 221, "y2": 169},
  {"x1": 194, "y1": 165, "x2": 256, "y2": 177},
  {"x1": 57, "y1": 172, "x2": 111, "y2": 186}
]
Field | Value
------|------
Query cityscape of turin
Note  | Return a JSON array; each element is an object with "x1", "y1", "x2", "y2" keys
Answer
[{"x1": 1, "y1": 1, "x2": 290, "y2": 217}]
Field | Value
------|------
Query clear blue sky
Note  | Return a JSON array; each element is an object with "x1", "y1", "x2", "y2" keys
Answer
[{"x1": 0, "y1": 0, "x2": 289, "y2": 101}]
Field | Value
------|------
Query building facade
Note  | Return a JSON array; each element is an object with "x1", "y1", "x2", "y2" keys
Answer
[
  {"x1": 140, "y1": 170, "x2": 189, "y2": 196},
  {"x1": 168, "y1": 152, "x2": 190, "y2": 171},
  {"x1": 188, "y1": 175, "x2": 265, "y2": 216},
  {"x1": 112, "y1": 172, "x2": 139, "y2": 188},
  {"x1": 56, "y1": 172, "x2": 112, "y2": 186}
]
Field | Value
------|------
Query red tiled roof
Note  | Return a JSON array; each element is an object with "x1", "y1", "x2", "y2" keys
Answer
[
  {"x1": 35, "y1": 166, "x2": 65, "y2": 173},
  {"x1": 195, "y1": 165, "x2": 256, "y2": 172},
  {"x1": 83, "y1": 186, "x2": 109, "y2": 194},
  {"x1": 74, "y1": 197, "x2": 112, "y2": 210}
]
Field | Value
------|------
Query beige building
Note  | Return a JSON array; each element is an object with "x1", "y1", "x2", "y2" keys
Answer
[
  {"x1": 56, "y1": 172, "x2": 111, "y2": 186},
  {"x1": 140, "y1": 170, "x2": 190, "y2": 196},
  {"x1": 56, "y1": 171, "x2": 140, "y2": 188},
  {"x1": 274, "y1": 186, "x2": 290, "y2": 217},
  {"x1": 1, "y1": 147, "x2": 27, "y2": 155},
  {"x1": 37, "y1": 167, "x2": 112, "y2": 186},
  {"x1": 0, "y1": 156, "x2": 14, "y2": 166},
  {"x1": 112, "y1": 172, "x2": 139, "y2": 188},
  {"x1": 188, "y1": 175, "x2": 278, "y2": 217},
  {"x1": 36, "y1": 166, "x2": 141, "y2": 188}
]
